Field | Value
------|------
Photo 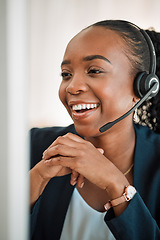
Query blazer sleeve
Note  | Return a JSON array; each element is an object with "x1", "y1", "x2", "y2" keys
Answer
[
  {"x1": 30, "y1": 124, "x2": 76, "y2": 239},
  {"x1": 30, "y1": 196, "x2": 41, "y2": 239},
  {"x1": 104, "y1": 192, "x2": 160, "y2": 239},
  {"x1": 104, "y1": 125, "x2": 160, "y2": 239}
]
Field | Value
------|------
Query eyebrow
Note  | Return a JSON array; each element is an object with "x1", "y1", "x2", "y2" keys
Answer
[
  {"x1": 83, "y1": 55, "x2": 112, "y2": 64},
  {"x1": 61, "y1": 54, "x2": 112, "y2": 66},
  {"x1": 61, "y1": 60, "x2": 71, "y2": 66}
]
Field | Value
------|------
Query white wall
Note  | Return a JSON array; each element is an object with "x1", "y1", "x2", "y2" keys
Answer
[
  {"x1": 0, "y1": 0, "x2": 29, "y2": 239},
  {"x1": 29, "y1": 0, "x2": 160, "y2": 128}
]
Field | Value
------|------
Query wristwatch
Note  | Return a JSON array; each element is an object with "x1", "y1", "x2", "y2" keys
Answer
[{"x1": 104, "y1": 185, "x2": 137, "y2": 211}]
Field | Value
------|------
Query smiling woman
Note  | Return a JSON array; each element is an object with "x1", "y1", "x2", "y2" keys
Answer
[{"x1": 30, "y1": 20, "x2": 160, "y2": 240}]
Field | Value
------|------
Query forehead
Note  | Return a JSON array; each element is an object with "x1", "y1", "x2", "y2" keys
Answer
[{"x1": 63, "y1": 26, "x2": 125, "y2": 60}]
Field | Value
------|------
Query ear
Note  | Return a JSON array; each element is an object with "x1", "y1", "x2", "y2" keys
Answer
[{"x1": 133, "y1": 96, "x2": 140, "y2": 104}]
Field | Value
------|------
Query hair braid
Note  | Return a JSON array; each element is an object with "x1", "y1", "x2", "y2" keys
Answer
[{"x1": 136, "y1": 30, "x2": 160, "y2": 133}]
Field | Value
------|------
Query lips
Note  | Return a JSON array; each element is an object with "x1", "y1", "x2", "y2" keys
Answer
[{"x1": 69, "y1": 102, "x2": 99, "y2": 119}]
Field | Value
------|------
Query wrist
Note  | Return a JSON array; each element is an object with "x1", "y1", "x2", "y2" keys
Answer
[
  {"x1": 30, "y1": 164, "x2": 50, "y2": 208},
  {"x1": 105, "y1": 174, "x2": 129, "y2": 200},
  {"x1": 104, "y1": 185, "x2": 137, "y2": 212},
  {"x1": 33, "y1": 160, "x2": 51, "y2": 183}
]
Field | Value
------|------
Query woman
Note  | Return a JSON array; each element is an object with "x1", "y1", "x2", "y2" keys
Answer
[{"x1": 30, "y1": 20, "x2": 160, "y2": 240}]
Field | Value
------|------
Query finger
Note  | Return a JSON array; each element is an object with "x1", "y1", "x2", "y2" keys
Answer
[
  {"x1": 42, "y1": 136, "x2": 66, "y2": 158},
  {"x1": 43, "y1": 135, "x2": 84, "y2": 160},
  {"x1": 63, "y1": 132, "x2": 84, "y2": 143},
  {"x1": 70, "y1": 170, "x2": 85, "y2": 188},
  {"x1": 56, "y1": 167, "x2": 71, "y2": 176},
  {"x1": 97, "y1": 148, "x2": 104, "y2": 154},
  {"x1": 42, "y1": 136, "x2": 69, "y2": 158},
  {"x1": 43, "y1": 144, "x2": 81, "y2": 160},
  {"x1": 44, "y1": 154, "x2": 71, "y2": 164},
  {"x1": 44, "y1": 155, "x2": 74, "y2": 170},
  {"x1": 77, "y1": 174, "x2": 85, "y2": 188},
  {"x1": 70, "y1": 170, "x2": 79, "y2": 186},
  {"x1": 45, "y1": 133, "x2": 83, "y2": 153}
]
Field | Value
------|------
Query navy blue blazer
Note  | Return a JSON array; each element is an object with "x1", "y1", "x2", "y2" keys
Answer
[{"x1": 30, "y1": 124, "x2": 160, "y2": 240}]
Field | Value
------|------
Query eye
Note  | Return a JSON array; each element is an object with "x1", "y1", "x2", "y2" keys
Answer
[
  {"x1": 88, "y1": 68, "x2": 103, "y2": 75},
  {"x1": 61, "y1": 71, "x2": 72, "y2": 80}
]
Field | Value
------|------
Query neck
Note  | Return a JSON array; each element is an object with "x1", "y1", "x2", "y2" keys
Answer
[{"x1": 85, "y1": 122, "x2": 136, "y2": 174}]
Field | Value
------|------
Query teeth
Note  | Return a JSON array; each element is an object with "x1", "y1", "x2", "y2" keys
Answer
[
  {"x1": 72, "y1": 105, "x2": 82, "y2": 110},
  {"x1": 82, "y1": 104, "x2": 86, "y2": 109},
  {"x1": 72, "y1": 103, "x2": 98, "y2": 111},
  {"x1": 77, "y1": 104, "x2": 81, "y2": 110},
  {"x1": 87, "y1": 104, "x2": 90, "y2": 109}
]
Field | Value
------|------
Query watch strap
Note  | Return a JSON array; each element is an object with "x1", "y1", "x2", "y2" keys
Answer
[{"x1": 104, "y1": 185, "x2": 136, "y2": 211}]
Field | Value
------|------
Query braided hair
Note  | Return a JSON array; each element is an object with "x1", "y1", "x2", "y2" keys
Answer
[{"x1": 136, "y1": 29, "x2": 160, "y2": 133}]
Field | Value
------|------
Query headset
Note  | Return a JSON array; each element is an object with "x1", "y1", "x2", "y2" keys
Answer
[{"x1": 99, "y1": 21, "x2": 160, "y2": 133}]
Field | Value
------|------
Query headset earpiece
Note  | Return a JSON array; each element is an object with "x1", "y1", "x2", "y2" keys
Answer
[
  {"x1": 132, "y1": 25, "x2": 160, "y2": 100},
  {"x1": 134, "y1": 72, "x2": 159, "y2": 99}
]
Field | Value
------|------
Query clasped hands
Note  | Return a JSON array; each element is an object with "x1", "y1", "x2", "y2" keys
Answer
[{"x1": 42, "y1": 132, "x2": 112, "y2": 190}]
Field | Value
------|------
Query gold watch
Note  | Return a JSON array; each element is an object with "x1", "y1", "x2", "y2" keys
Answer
[{"x1": 104, "y1": 185, "x2": 137, "y2": 211}]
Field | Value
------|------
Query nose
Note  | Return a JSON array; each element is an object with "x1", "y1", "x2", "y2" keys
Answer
[{"x1": 66, "y1": 74, "x2": 89, "y2": 95}]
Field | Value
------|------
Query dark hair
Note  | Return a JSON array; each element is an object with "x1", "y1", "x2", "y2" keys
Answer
[
  {"x1": 90, "y1": 20, "x2": 150, "y2": 77},
  {"x1": 89, "y1": 20, "x2": 160, "y2": 133}
]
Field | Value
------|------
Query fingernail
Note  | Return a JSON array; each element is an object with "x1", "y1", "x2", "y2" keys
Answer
[
  {"x1": 44, "y1": 159, "x2": 51, "y2": 164},
  {"x1": 99, "y1": 149, "x2": 104, "y2": 154},
  {"x1": 71, "y1": 180, "x2": 77, "y2": 186},
  {"x1": 80, "y1": 182, "x2": 84, "y2": 188},
  {"x1": 42, "y1": 150, "x2": 47, "y2": 158},
  {"x1": 72, "y1": 177, "x2": 77, "y2": 181}
]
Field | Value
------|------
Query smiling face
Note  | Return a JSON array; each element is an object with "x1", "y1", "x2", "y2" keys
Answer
[{"x1": 59, "y1": 26, "x2": 136, "y2": 137}]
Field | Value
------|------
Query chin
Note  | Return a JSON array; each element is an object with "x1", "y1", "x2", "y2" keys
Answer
[{"x1": 74, "y1": 124, "x2": 101, "y2": 138}]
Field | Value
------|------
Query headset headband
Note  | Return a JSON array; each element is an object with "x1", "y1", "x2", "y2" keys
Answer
[{"x1": 119, "y1": 20, "x2": 156, "y2": 74}]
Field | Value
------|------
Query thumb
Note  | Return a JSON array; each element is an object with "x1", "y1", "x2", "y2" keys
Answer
[{"x1": 97, "y1": 148, "x2": 104, "y2": 154}]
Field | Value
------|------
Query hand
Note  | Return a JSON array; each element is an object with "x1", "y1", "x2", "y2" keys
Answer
[
  {"x1": 40, "y1": 135, "x2": 87, "y2": 186},
  {"x1": 41, "y1": 134, "x2": 89, "y2": 186},
  {"x1": 35, "y1": 136, "x2": 74, "y2": 180},
  {"x1": 70, "y1": 147, "x2": 104, "y2": 188},
  {"x1": 43, "y1": 133, "x2": 127, "y2": 192}
]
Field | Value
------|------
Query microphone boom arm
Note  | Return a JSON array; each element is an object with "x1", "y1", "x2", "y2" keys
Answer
[{"x1": 99, "y1": 83, "x2": 158, "y2": 133}]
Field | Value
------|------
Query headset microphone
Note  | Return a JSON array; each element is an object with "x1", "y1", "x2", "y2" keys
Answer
[
  {"x1": 99, "y1": 21, "x2": 160, "y2": 133},
  {"x1": 99, "y1": 82, "x2": 158, "y2": 133}
]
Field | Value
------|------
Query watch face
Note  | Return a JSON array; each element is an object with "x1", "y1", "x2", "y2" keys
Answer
[{"x1": 126, "y1": 186, "x2": 136, "y2": 199}]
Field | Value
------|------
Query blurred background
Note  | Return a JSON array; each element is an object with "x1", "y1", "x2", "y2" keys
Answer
[
  {"x1": 1, "y1": 0, "x2": 160, "y2": 239},
  {"x1": 29, "y1": 0, "x2": 160, "y2": 128}
]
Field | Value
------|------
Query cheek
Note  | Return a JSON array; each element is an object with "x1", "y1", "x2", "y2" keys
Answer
[
  {"x1": 58, "y1": 82, "x2": 66, "y2": 105},
  {"x1": 100, "y1": 87, "x2": 118, "y2": 114},
  {"x1": 98, "y1": 77, "x2": 134, "y2": 117}
]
